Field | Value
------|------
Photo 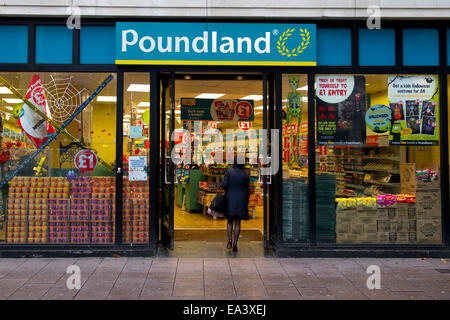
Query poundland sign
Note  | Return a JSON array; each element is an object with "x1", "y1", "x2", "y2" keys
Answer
[{"x1": 115, "y1": 22, "x2": 316, "y2": 66}]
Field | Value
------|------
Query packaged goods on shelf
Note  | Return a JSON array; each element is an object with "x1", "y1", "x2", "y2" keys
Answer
[
  {"x1": 70, "y1": 222, "x2": 90, "y2": 243},
  {"x1": 5, "y1": 176, "x2": 116, "y2": 244},
  {"x1": 49, "y1": 222, "x2": 69, "y2": 244},
  {"x1": 122, "y1": 178, "x2": 149, "y2": 243}
]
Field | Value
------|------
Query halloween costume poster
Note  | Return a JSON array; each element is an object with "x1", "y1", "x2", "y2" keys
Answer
[
  {"x1": 316, "y1": 75, "x2": 366, "y2": 145},
  {"x1": 388, "y1": 75, "x2": 439, "y2": 145}
]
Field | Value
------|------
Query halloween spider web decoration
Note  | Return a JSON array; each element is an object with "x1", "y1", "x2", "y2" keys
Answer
[
  {"x1": 43, "y1": 75, "x2": 87, "y2": 125},
  {"x1": 43, "y1": 75, "x2": 87, "y2": 167}
]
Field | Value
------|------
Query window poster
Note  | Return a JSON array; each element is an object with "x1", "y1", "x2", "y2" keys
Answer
[
  {"x1": 181, "y1": 98, "x2": 254, "y2": 121},
  {"x1": 316, "y1": 75, "x2": 366, "y2": 145},
  {"x1": 128, "y1": 155, "x2": 147, "y2": 181},
  {"x1": 388, "y1": 75, "x2": 439, "y2": 145}
]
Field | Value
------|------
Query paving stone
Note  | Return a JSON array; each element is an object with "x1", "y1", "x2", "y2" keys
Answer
[
  {"x1": 0, "y1": 279, "x2": 28, "y2": 300},
  {"x1": 297, "y1": 287, "x2": 336, "y2": 300},
  {"x1": 40, "y1": 287, "x2": 78, "y2": 300},
  {"x1": 7, "y1": 283, "x2": 52, "y2": 300},
  {"x1": 172, "y1": 287, "x2": 204, "y2": 297}
]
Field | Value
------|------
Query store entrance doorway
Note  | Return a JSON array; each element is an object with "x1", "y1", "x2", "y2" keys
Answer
[{"x1": 160, "y1": 72, "x2": 275, "y2": 253}]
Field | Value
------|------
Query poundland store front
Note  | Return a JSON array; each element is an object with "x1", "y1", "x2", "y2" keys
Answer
[{"x1": 0, "y1": 18, "x2": 449, "y2": 257}]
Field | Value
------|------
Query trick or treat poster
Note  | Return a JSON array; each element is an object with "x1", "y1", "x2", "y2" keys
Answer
[
  {"x1": 387, "y1": 75, "x2": 439, "y2": 146},
  {"x1": 315, "y1": 75, "x2": 366, "y2": 146}
]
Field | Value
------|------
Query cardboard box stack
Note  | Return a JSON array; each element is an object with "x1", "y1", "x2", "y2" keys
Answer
[
  {"x1": 123, "y1": 178, "x2": 149, "y2": 243},
  {"x1": 336, "y1": 195, "x2": 417, "y2": 244},
  {"x1": 376, "y1": 200, "x2": 417, "y2": 244},
  {"x1": 415, "y1": 172, "x2": 441, "y2": 244}
]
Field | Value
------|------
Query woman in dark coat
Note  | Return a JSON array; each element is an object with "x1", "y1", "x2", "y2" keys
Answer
[{"x1": 220, "y1": 162, "x2": 250, "y2": 252}]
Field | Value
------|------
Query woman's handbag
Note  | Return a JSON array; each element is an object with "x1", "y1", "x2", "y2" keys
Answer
[{"x1": 208, "y1": 191, "x2": 227, "y2": 215}]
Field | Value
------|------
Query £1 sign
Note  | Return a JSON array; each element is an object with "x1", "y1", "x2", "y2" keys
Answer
[
  {"x1": 74, "y1": 150, "x2": 98, "y2": 173},
  {"x1": 238, "y1": 121, "x2": 252, "y2": 131}
]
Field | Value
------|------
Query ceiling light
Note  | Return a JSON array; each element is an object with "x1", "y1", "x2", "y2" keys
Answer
[
  {"x1": 184, "y1": 75, "x2": 191, "y2": 80},
  {"x1": 175, "y1": 110, "x2": 181, "y2": 114},
  {"x1": 138, "y1": 102, "x2": 150, "y2": 107},
  {"x1": 240, "y1": 95, "x2": 263, "y2": 101},
  {"x1": 97, "y1": 96, "x2": 116, "y2": 102},
  {"x1": 136, "y1": 109, "x2": 146, "y2": 113},
  {"x1": 0, "y1": 87, "x2": 12, "y2": 94},
  {"x1": 296, "y1": 85, "x2": 308, "y2": 91},
  {"x1": 2, "y1": 98, "x2": 22, "y2": 104},
  {"x1": 127, "y1": 84, "x2": 150, "y2": 92},
  {"x1": 195, "y1": 93, "x2": 225, "y2": 99},
  {"x1": 236, "y1": 75, "x2": 243, "y2": 80},
  {"x1": 254, "y1": 106, "x2": 263, "y2": 110}
]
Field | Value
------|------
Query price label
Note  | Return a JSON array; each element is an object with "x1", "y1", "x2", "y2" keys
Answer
[
  {"x1": 238, "y1": 121, "x2": 252, "y2": 131},
  {"x1": 209, "y1": 121, "x2": 218, "y2": 129},
  {"x1": 74, "y1": 149, "x2": 98, "y2": 173},
  {"x1": 236, "y1": 101, "x2": 253, "y2": 119}
]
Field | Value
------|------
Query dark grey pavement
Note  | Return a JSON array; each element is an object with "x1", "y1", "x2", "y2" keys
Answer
[{"x1": 0, "y1": 256, "x2": 449, "y2": 300}]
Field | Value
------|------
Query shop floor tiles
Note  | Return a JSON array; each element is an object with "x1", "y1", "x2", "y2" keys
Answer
[
  {"x1": 174, "y1": 204, "x2": 264, "y2": 231},
  {"x1": 0, "y1": 257, "x2": 449, "y2": 300}
]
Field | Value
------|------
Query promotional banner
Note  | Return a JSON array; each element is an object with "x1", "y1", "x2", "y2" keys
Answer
[
  {"x1": 181, "y1": 98, "x2": 254, "y2": 121},
  {"x1": 17, "y1": 75, "x2": 55, "y2": 148},
  {"x1": 315, "y1": 75, "x2": 366, "y2": 145},
  {"x1": 387, "y1": 75, "x2": 439, "y2": 145},
  {"x1": 116, "y1": 22, "x2": 316, "y2": 66}
]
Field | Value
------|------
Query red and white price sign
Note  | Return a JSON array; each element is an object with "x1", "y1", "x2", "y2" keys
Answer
[
  {"x1": 236, "y1": 101, "x2": 253, "y2": 119},
  {"x1": 238, "y1": 121, "x2": 252, "y2": 131},
  {"x1": 74, "y1": 149, "x2": 98, "y2": 173},
  {"x1": 209, "y1": 121, "x2": 218, "y2": 130}
]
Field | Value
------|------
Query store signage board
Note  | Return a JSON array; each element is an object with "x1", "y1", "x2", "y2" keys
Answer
[
  {"x1": 116, "y1": 22, "x2": 316, "y2": 66},
  {"x1": 181, "y1": 98, "x2": 254, "y2": 121},
  {"x1": 387, "y1": 75, "x2": 439, "y2": 146}
]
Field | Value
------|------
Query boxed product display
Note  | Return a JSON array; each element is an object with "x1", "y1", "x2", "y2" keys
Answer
[
  {"x1": 5, "y1": 176, "x2": 116, "y2": 244},
  {"x1": 122, "y1": 178, "x2": 149, "y2": 243},
  {"x1": 416, "y1": 217, "x2": 442, "y2": 244}
]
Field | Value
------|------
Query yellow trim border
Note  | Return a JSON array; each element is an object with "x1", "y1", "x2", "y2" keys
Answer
[{"x1": 115, "y1": 60, "x2": 317, "y2": 66}]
